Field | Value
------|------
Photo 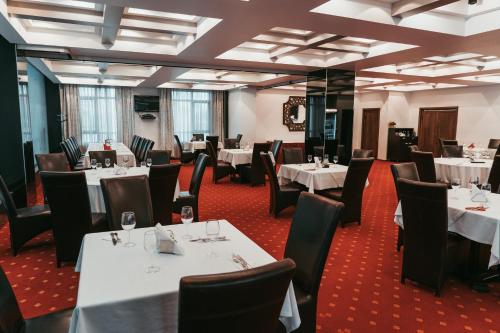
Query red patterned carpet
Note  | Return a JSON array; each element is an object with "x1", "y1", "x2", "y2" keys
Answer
[{"x1": 1, "y1": 160, "x2": 499, "y2": 332}]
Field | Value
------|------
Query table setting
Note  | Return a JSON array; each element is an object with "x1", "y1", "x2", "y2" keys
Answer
[{"x1": 84, "y1": 142, "x2": 136, "y2": 168}]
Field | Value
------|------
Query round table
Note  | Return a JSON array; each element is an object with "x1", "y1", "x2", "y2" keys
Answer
[{"x1": 435, "y1": 158, "x2": 493, "y2": 186}]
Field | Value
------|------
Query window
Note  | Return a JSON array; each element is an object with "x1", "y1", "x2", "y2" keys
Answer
[
  {"x1": 172, "y1": 90, "x2": 212, "y2": 142},
  {"x1": 78, "y1": 86, "x2": 117, "y2": 145}
]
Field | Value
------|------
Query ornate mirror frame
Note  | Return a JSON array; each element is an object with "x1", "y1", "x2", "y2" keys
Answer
[{"x1": 283, "y1": 96, "x2": 306, "y2": 132}]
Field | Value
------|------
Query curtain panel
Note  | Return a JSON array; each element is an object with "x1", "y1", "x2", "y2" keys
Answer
[
  {"x1": 59, "y1": 84, "x2": 81, "y2": 142},
  {"x1": 116, "y1": 87, "x2": 135, "y2": 147},
  {"x1": 211, "y1": 90, "x2": 225, "y2": 139},
  {"x1": 159, "y1": 88, "x2": 174, "y2": 152}
]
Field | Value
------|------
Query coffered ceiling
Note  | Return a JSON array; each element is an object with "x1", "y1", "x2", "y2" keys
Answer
[{"x1": 1, "y1": 0, "x2": 500, "y2": 92}]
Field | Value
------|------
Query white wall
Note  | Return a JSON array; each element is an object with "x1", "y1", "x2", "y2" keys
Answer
[
  {"x1": 228, "y1": 87, "x2": 258, "y2": 142},
  {"x1": 133, "y1": 88, "x2": 160, "y2": 145}
]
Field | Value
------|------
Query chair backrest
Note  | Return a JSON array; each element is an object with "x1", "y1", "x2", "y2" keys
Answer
[
  {"x1": 0, "y1": 174, "x2": 18, "y2": 224},
  {"x1": 60, "y1": 140, "x2": 76, "y2": 167},
  {"x1": 66, "y1": 138, "x2": 80, "y2": 162},
  {"x1": 410, "y1": 151, "x2": 436, "y2": 183},
  {"x1": 488, "y1": 155, "x2": 500, "y2": 193},
  {"x1": 284, "y1": 193, "x2": 343, "y2": 296},
  {"x1": 70, "y1": 136, "x2": 82, "y2": 155},
  {"x1": 136, "y1": 139, "x2": 152, "y2": 162},
  {"x1": 89, "y1": 150, "x2": 117, "y2": 167},
  {"x1": 260, "y1": 152, "x2": 280, "y2": 194},
  {"x1": 146, "y1": 150, "x2": 171, "y2": 165},
  {"x1": 35, "y1": 153, "x2": 71, "y2": 172},
  {"x1": 206, "y1": 136, "x2": 219, "y2": 151},
  {"x1": 270, "y1": 140, "x2": 282, "y2": 160},
  {"x1": 206, "y1": 141, "x2": 218, "y2": 169},
  {"x1": 100, "y1": 175, "x2": 154, "y2": 230},
  {"x1": 390, "y1": 162, "x2": 420, "y2": 201},
  {"x1": 282, "y1": 147, "x2": 303, "y2": 164},
  {"x1": 223, "y1": 138, "x2": 238, "y2": 149},
  {"x1": 174, "y1": 135, "x2": 183, "y2": 153},
  {"x1": 236, "y1": 134, "x2": 243, "y2": 143},
  {"x1": 313, "y1": 146, "x2": 324, "y2": 157},
  {"x1": 440, "y1": 139, "x2": 458, "y2": 146},
  {"x1": 188, "y1": 153, "x2": 209, "y2": 196},
  {"x1": 134, "y1": 137, "x2": 145, "y2": 156},
  {"x1": 341, "y1": 158, "x2": 374, "y2": 203},
  {"x1": 251, "y1": 142, "x2": 271, "y2": 165},
  {"x1": 442, "y1": 145, "x2": 463, "y2": 158},
  {"x1": 398, "y1": 179, "x2": 449, "y2": 287},
  {"x1": 352, "y1": 149, "x2": 374, "y2": 158},
  {"x1": 130, "y1": 135, "x2": 140, "y2": 152},
  {"x1": 178, "y1": 259, "x2": 296, "y2": 333},
  {"x1": 0, "y1": 266, "x2": 25, "y2": 333},
  {"x1": 142, "y1": 140, "x2": 155, "y2": 161},
  {"x1": 40, "y1": 171, "x2": 94, "y2": 263},
  {"x1": 488, "y1": 139, "x2": 500, "y2": 149},
  {"x1": 149, "y1": 164, "x2": 180, "y2": 225},
  {"x1": 192, "y1": 133, "x2": 204, "y2": 141}
]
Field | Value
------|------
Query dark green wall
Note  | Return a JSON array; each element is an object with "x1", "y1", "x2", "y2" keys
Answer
[{"x1": 45, "y1": 77, "x2": 62, "y2": 152}]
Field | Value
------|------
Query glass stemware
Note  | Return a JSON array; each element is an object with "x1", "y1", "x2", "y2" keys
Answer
[
  {"x1": 121, "y1": 211, "x2": 137, "y2": 247},
  {"x1": 324, "y1": 154, "x2": 329, "y2": 164},
  {"x1": 307, "y1": 155, "x2": 312, "y2": 164},
  {"x1": 146, "y1": 158, "x2": 153, "y2": 167},
  {"x1": 333, "y1": 155, "x2": 339, "y2": 165},
  {"x1": 451, "y1": 178, "x2": 461, "y2": 199},
  {"x1": 122, "y1": 155, "x2": 130, "y2": 168},
  {"x1": 105, "y1": 158, "x2": 111, "y2": 168},
  {"x1": 181, "y1": 206, "x2": 194, "y2": 240},
  {"x1": 91, "y1": 159, "x2": 97, "y2": 173},
  {"x1": 96, "y1": 162, "x2": 102, "y2": 170},
  {"x1": 469, "y1": 176, "x2": 479, "y2": 189},
  {"x1": 143, "y1": 230, "x2": 160, "y2": 273},
  {"x1": 140, "y1": 161, "x2": 147, "y2": 168},
  {"x1": 481, "y1": 183, "x2": 491, "y2": 198},
  {"x1": 206, "y1": 220, "x2": 220, "y2": 258}
]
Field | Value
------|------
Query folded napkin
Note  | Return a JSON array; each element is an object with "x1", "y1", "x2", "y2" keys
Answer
[
  {"x1": 465, "y1": 206, "x2": 487, "y2": 211},
  {"x1": 113, "y1": 164, "x2": 127, "y2": 175},
  {"x1": 470, "y1": 184, "x2": 488, "y2": 203},
  {"x1": 154, "y1": 223, "x2": 184, "y2": 255},
  {"x1": 314, "y1": 156, "x2": 321, "y2": 168}
]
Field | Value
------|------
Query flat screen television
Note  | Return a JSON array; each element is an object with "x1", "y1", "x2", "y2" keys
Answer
[{"x1": 134, "y1": 95, "x2": 159, "y2": 112}]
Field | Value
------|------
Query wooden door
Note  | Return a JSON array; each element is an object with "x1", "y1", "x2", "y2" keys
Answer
[
  {"x1": 418, "y1": 107, "x2": 458, "y2": 156},
  {"x1": 361, "y1": 108, "x2": 380, "y2": 158}
]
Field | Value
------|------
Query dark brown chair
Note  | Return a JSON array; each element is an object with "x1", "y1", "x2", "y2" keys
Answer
[
  {"x1": 240, "y1": 142, "x2": 272, "y2": 186},
  {"x1": 261, "y1": 152, "x2": 302, "y2": 217},
  {"x1": 149, "y1": 164, "x2": 180, "y2": 225},
  {"x1": 192, "y1": 133, "x2": 204, "y2": 141},
  {"x1": 398, "y1": 179, "x2": 461, "y2": 296},
  {"x1": 390, "y1": 163, "x2": 420, "y2": 252},
  {"x1": 313, "y1": 146, "x2": 324, "y2": 157},
  {"x1": 442, "y1": 145, "x2": 463, "y2": 158},
  {"x1": 0, "y1": 175, "x2": 51, "y2": 256},
  {"x1": 129, "y1": 134, "x2": 140, "y2": 152},
  {"x1": 410, "y1": 151, "x2": 437, "y2": 183},
  {"x1": 35, "y1": 153, "x2": 71, "y2": 172},
  {"x1": 439, "y1": 139, "x2": 458, "y2": 156},
  {"x1": 40, "y1": 171, "x2": 107, "y2": 267},
  {"x1": 133, "y1": 136, "x2": 144, "y2": 157},
  {"x1": 175, "y1": 134, "x2": 195, "y2": 164},
  {"x1": 206, "y1": 136, "x2": 219, "y2": 166},
  {"x1": 284, "y1": 192, "x2": 343, "y2": 333},
  {"x1": 283, "y1": 147, "x2": 303, "y2": 164},
  {"x1": 137, "y1": 139, "x2": 155, "y2": 162},
  {"x1": 178, "y1": 259, "x2": 296, "y2": 333},
  {"x1": 318, "y1": 158, "x2": 374, "y2": 227},
  {"x1": 146, "y1": 150, "x2": 171, "y2": 165},
  {"x1": 206, "y1": 141, "x2": 233, "y2": 183},
  {"x1": 0, "y1": 266, "x2": 73, "y2": 333},
  {"x1": 270, "y1": 140, "x2": 283, "y2": 161},
  {"x1": 100, "y1": 175, "x2": 154, "y2": 230},
  {"x1": 223, "y1": 138, "x2": 238, "y2": 149},
  {"x1": 352, "y1": 149, "x2": 374, "y2": 158},
  {"x1": 173, "y1": 154, "x2": 209, "y2": 222},
  {"x1": 488, "y1": 139, "x2": 500, "y2": 149},
  {"x1": 88, "y1": 150, "x2": 117, "y2": 167},
  {"x1": 60, "y1": 140, "x2": 85, "y2": 170},
  {"x1": 236, "y1": 133, "x2": 243, "y2": 143},
  {"x1": 487, "y1": 155, "x2": 500, "y2": 193}
]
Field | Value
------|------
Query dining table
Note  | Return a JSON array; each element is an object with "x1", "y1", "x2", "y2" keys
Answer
[
  {"x1": 394, "y1": 188, "x2": 500, "y2": 268},
  {"x1": 85, "y1": 166, "x2": 180, "y2": 213},
  {"x1": 69, "y1": 220, "x2": 301, "y2": 333},
  {"x1": 218, "y1": 148, "x2": 253, "y2": 168},
  {"x1": 277, "y1": 163, "x2": 349, "y2": 193},
  {"x1": 434, "y1": 157, "x2": 493, "y2": 186},
  {"x1": 186, "y1": 141, "x2": 223, "y2": 153},
  {"x1": 84, "y1": 142, "x2": 136, "y2": 168}
]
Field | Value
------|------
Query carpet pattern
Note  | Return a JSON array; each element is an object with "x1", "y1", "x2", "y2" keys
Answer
[{"x1": 0, "y1": 160, "x2": 499, "y2": 332}]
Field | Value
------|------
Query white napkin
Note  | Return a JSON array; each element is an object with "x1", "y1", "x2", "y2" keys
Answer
[
  {"x1": 113, "y1": 164, "x2": 127, "y2": 175},
  {"x1": 314, "y1": 156, "x2": 321, "y2": 168},
  {"x1": 268, "y1": 151, "x2": 276, "y2": 166},
  {"x1": 470, "y1": 184, "x2": 488, "y2": 203},
  {"x1": 154, "y1": 223, "x2": 184, "y2": 255}
]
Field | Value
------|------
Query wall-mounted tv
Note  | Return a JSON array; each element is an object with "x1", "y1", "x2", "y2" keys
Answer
[{"x1": 134, "y1": 95, "x2": 159, "y2": 112}]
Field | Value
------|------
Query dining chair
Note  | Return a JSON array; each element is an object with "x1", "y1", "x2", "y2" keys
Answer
[
  {"x1": 398, "y1": 178, "x2": 462, "y2": 296},
  {"x1": 223, "y1": 138, "x2": 238, "y2": 149},
  {"x1": 390, "y1": 162, "x2": 420, "y2": 252},
  {"x1": 148, "y1": 164, "x2": 180, "y2": 225},
  {"x1": 442, "y1": 145, "x2": 463, "y2": 158},
  {"x1": 40, "y1": 171, "x2": 107, "y2": 267},
  {"x1": 236, "y1": 133, "x2": 243, "y2": 143},
  {"x1": 89, "y1": 150, "x2": 117, "y2": 167},
  {"x1": 487, "y1": 155, "x2": 500, "y2": 193},
  {"x1": 192, "y1": 133, "x2": 204, "y2": 141},
  {"x1": 133, "y1": 136, "x2": 145, "y2": 157},
  {"x1": 35, "y1": 153, "x2": 71, "y2": 172},
  {"x1": 318, "y1": 158, "x2": 374, "y2": 227},
  {"x1": 100, "y1": 175, "x2": 154, "y2": 230},
  {"x1": 240, "y1": 142, "x2": 272, "y2": 186},
  {"x1": 173, "y1": 154, "x2": 209, "y2": 222},
  {"x1": 206, "y1": 141, "x2": 233, "y2": 183},
  {"x1": 66, "y1": 137, "x2": 81, "y2": 164},
  {"x1": 260, "y1": 152, "x2": 302, "y2": 217},
  {"x1": 0, "y1": 266, "x2": 73, "y2": 333},
  {"x1": 137, "y1": 139, "x2": 155, "y2": 162},
  {"x1": 313, "y1": 146, "x2": 324, "y2": 158},
  {"x1": 282, "y1": 147, "x2": 303, "y2": 164},
  {"x1": 60, "y1": 140, "x2": 81, "y2": 170},
  {"x1": 70, "y1": 136, "x2": 84, "y2": 156},
  {"x1": 146, "y1": 150, "x2": 171, "y2": 165},
  {"x1": 206, "y1": 135, "x2": 219, "y2": 165},
  {"x1": 410, "y1": 151, "x2": 437, "y2": 183},
  {"x1": 129, "y1": 134, "x2": 140, "y2": 152},
  {"x1": 284, "y1": 192, "x2": 343, "y2": 333},
  {"x1": 174, "y1": 134, "x2": 195, "y2": 164},
  {"x1": 270, "y1": 140, "x2": 283, "y2": 161},
  {"x1": 0, "y1": 175, "x2": 52, "y2": 256},
  {"x1": 178, "y1": 259, "x2": 296, "y2": 333},
  {"x1": 488, "y1": 138, "x2": 500, "y2": 149},
  {"x1": 352, "y1": 149, "x2": 374, "y2": 158}
]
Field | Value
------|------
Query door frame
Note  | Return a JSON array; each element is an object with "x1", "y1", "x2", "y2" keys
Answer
[
  {"x1": 417, "y1": 106, "x2": 458, "y2": 155},
  {"x1": 361, "y1": 108, "x2": 380, "y2": 158}
]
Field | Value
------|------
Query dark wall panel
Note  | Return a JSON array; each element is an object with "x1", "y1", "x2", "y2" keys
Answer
[{"x1": 45, "y1": 77, "x2": 62, "y2": 152}]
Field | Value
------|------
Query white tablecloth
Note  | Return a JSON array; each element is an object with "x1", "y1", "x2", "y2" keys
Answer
[
  {"x1": 218, "y1": 149, "x2": 253, "y2": 168},
  {"x1": 186, "y1": 141, "x2": 222, "y2": 152},
  {"x1": 84, "y1": 143, "x2": 136, "y2": 168},
  {"x1": 464, "y1": 148, "x2": 496, "y2": 159},
  {"x1": 277, "y1": 163, "x2": 348, "y2": 193},
  {"x1": 85, "y1": 167, "x2": 180, "y2": 213},
  {"x1": 394, "y1": 188, "x2": 500, "y2": 268},
  {"x1": 70, "y1": 220, "x2": 300, "y2": 333},
  {"x1": 435, "y1": 158, "x2": 493, "y2": 186}
]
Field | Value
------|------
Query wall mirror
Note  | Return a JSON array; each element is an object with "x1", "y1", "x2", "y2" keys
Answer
[{"x1": 283, "y1": 96, "x2": 306, "y2": 131}]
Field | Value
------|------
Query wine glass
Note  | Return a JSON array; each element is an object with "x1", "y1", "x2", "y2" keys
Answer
[
  {"x1": 324, "y1": 154, "x2": 329, "y2": 164},
  {"x1": 140, "y1": 161, "x2": 146, "y2": 168},
  {"x1": 451, "y1": 178, "x2": 461, "y2": 199},
  {"x1": 181, "y1": 206, "x2": 194, "y2": 240},
  {"x1": 96, "y1": 162, "x2": 102, "y2": 170},
  {"x1": 146, "y1": 158, "x2": 153, "y2": 167},
  {"x1": 123, "y1": 155, "x2": 130, "y2": 168},
  {"x1": 333, "y1": 155, "x2": 339, "y2": 165},
  {"x1": 235, "y1": 142, "x2": 240, "y2": 149},
  {"x1": 307, "y1": 155, "x2": 312, "y2": 164},
  {"x1": 469, "y1": 176, "x2": 479, "y2": 189},
  {"x1": 90, "y1": 159, "x2": 97, "y2": 173},
  {"x1": 206, "y1": 220, "x2": 220, "y2": 258},
  {"x1": 105, "y1": 158, "x2": 111, "y2": 168},
  {"x1": 143, "y1": 230, "x2": 160, "y2": 273},
  {"x1": 481, "y1": 183, "x2": 492, "y2": 198},
  {"x1": 121, "y1": 212, "x2": 136, "y2": 247}
]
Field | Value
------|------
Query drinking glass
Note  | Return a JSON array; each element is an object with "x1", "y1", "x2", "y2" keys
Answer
[
  {"x1": 105, "y1": 158, "x2": 111, "y2": 168},
  {"x1": 121, "y1": 212, "x2": 136, "y2": 247},
  {"x1": 333, "y1": 155, "x2": 339, "y2": 165},
  {"x1": 324, "y1": 154, "x2": 329, "y2": 164},
  {"x1": 146, "y1": 158, "x2": 153, "y2": 167},
  {"x1": 206, "y1": 220, "x2": 220, "y2": 258},
  {"x1": 481, "y1": 183, "x2": 492, "y2": 197},
  {"x1": 235, "y1": 142, "x2": 240, "y2": 149},
  {"x1": 180, "y1": 206, "x2": 194, "y2": 240},
  {"x1": 451, "y1": 178, "x2": 461, "y2": 199},
  {"x1": 140, "y1": 161, "x2": 147, "y2": 168},
  {"x1": 469, "y1": 176, "x2": 479, "y2": 189},
  {"x1": 143, "y1": 230, "x2": 160, "y2": 273},
  {"x1": 123, "y1": 155, "x2": 130, "y2": 168},
  {"x1": 96, "y1": 162, "x2": 102, "y2": 170},
  {"x1": 91, "y1": 159, "x2": 97, "y2": 173},
  {"x1": 307, "y1": 155, "x2": 312, "y2": 163}
]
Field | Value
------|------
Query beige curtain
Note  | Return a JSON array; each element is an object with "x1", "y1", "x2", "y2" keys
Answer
[
  {"x1": 116, "y1": 87, "x2": 135, "y2": 147},
  {"x1": 59, "y1": 84, "x2": 81, "y2": 141},
  {"x1": 159, "y1": 88, "x2": 174, "y2": 152},
  {"x1": 212, "y1": 90, "x2": 225, "y2": 139}
]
